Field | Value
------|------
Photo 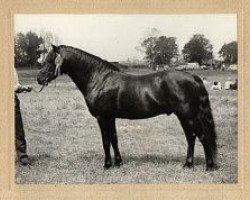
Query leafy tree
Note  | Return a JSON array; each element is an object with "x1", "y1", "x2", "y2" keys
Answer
[
  {"x1": 15, "y1": 33, "x2": 28, "y2": 67},
  {"x1": 153, "y1": 36, "x2": 178, "y2": 65},
  {"x1": 182, "y1": 34, "x2": 213, "y2": 65},
  {"x1": 141, "y1": 36, "x2": 158, "y2": 64},
  {"x1": 218, "y1": 41, "x2": 237, "y2": 64},
  {"x1": 25, "y1": 31, "x2": 44, "y2": 66},
  {"x1": 141, "y1": 36, "x2": 178, "y2": 66},
  {"x1": 39, "y1": 29, "x2": 61, "y2": 48},
  {"x1": 14, "y1": 31, "x2": 44, "y2": 67}
]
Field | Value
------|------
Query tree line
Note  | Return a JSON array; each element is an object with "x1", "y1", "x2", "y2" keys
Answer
[
  {"x1": 15, "y1": 30, "x2": 237, "y2": 69},
  {"x1": 15, "y1": 31, "x2": 61, "y2": 68},
  {"x1": 140, "y1": 33, "x2": 237, "y2": 67}
]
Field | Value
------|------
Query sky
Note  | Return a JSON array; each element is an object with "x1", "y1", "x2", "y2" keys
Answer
[{"x1": 15, "y1": 14, "x2": 237, "y2": 62}]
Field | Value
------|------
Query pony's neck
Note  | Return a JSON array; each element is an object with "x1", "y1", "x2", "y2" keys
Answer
[{"x1": 62, "y1": 48, "x2": 118, "y2": 95}]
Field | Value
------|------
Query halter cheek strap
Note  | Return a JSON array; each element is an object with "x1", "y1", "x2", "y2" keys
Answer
[
  {"x1": 55, "y1": 55, "x2": 63, "y2": 76},
  {"x1": 55, "y1": 64, "x2": 61, "y2": 76}
]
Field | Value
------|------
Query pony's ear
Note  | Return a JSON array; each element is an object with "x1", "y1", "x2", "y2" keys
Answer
[{"x1": 51, "y1": 44, "x2": 59, "y2": 54}]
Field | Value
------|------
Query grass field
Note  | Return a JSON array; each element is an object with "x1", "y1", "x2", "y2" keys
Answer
[{"x1": 15, "y1": 68, "x2": 238, "y2": 184}]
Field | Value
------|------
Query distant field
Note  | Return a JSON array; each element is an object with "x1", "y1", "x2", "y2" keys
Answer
[{"x1": 15, "y1": 68, "x2": 237, "y2": 184}]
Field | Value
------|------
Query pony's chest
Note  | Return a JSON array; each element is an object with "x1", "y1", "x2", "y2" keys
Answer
[{"x1": 84, "y1": 88, "x2": 119, "y2": 117}]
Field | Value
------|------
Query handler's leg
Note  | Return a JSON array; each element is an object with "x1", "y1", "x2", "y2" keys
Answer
[{"x1": 15, "y1": 95, "x2": 30, "y2": 166}]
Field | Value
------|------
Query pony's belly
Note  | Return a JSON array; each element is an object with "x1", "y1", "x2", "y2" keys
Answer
[
  {"x1": 116, "y1": 106, "x2": 166, "y2": 119},
  {"x1": 116, "y1": 112, "x2": 165, "y2": 119},
  {"x1": 117, "y1": 89, "x2": 169, "y2": 119}
]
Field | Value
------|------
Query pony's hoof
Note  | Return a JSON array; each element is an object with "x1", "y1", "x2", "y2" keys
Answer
[
  {"x1": 103, "y1": 162, "x2": 112, "y2": 169},
  {"x1": 206, "y1": 166, "x2": 214, "y2": 171},
  {"x1": 114, "y1": 161, "x2": 123, "y2": 168},
  {"x1": 183, "y1": 162, "x2": 194, "y2": 169},
  {"x1": 206, "y1": 164, "x2": 218, "y2": 171}
]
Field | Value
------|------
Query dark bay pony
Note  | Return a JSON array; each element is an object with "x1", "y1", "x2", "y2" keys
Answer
[{"x1": 37, "y1": 45, "x2": 217, "y2": 170}]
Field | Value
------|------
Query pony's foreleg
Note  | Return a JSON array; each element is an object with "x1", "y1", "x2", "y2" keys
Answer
[
  {"x1": 109, "y1": 120, "x2": 122, "y2": 167},
  {"x1": 97, "y1": 118, "x2": 112, "y2": 169},
  {"x1": 97, "y1": 117, "x2": 122, "y2": 169}
]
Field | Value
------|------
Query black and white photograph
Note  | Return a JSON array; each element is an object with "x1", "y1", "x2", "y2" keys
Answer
[{"x1": 14, "y1": 14, "x2": 237, "y2": 184}]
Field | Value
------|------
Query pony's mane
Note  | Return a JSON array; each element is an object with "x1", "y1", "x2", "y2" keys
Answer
[{"x1": 59, "y1": 45, "x2": 120, "y2": 72}]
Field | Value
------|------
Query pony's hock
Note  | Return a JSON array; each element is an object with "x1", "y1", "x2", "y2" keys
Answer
[{"x1": 37, "y1": 45, "x2": 217, "y2": 171}]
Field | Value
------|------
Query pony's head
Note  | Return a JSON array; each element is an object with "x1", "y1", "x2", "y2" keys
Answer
[{"x1": 37, "y1": 45, "x2": 63, "y2": 85}]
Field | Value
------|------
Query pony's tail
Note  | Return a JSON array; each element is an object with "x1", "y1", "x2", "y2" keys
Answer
[{"x1": 194, "y1": 76, "x2": 217, "y2": 160}]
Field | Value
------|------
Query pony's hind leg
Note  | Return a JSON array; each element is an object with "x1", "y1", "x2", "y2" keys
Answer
[
  {"x1": 196, "y1": 123, "x2": 216, "y2": 171},
  {"x1": 180, "y1": 116, "x2": 216, "y2": 171},
  {"x1": 198, "y1": 136, "x2": 215, "y2": 171},
  {"x1": 178, "y1": 117, "x2": 196, "y2": 168}
]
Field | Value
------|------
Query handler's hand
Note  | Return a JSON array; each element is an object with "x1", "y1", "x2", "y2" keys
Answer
[
  {"x1": 25, "y1": 86, "x2": 33, "y2": 92},
  {"x1": 16, "y1": 86, "x2": 33, "y2": 93},
  {"x1": 22, "y1": 86, "x2": 33, "y2": 93}
]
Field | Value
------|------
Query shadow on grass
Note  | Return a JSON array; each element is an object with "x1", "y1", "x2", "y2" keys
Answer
[
  {"x1": 28, "y1": 153, "x2": 53, "y2": 165},
  {"x1": 122, "y1": 154, "x2": 205, "y2": 165},
  {"x1": 26, "y1": 152, "x2": 206, "y2": 168},
  {"x1": 79, "y1": 153, "x2": 205, "y2": 166}
]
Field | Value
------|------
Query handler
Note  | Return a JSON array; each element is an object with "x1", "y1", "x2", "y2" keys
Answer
[{"x1": 14, "y1": 67, "x2": 32, "y2": 166}]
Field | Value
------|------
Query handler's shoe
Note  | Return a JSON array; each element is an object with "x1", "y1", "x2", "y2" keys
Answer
[{"x1": 19, "y1": 155, "x2": 31, "y2": 166}]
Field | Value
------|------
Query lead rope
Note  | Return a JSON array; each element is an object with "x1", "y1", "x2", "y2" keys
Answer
[
  {"x1": 31, "y1": 84, "x2": 46, "y2": 93},
  {"x1": 54, "y1": 63, "x2": 61, "y2": 89}
]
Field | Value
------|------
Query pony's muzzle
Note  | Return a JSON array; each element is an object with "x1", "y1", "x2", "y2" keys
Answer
[{"x1": 37, "y1": 70, "x2": 50, "y2": 85}]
